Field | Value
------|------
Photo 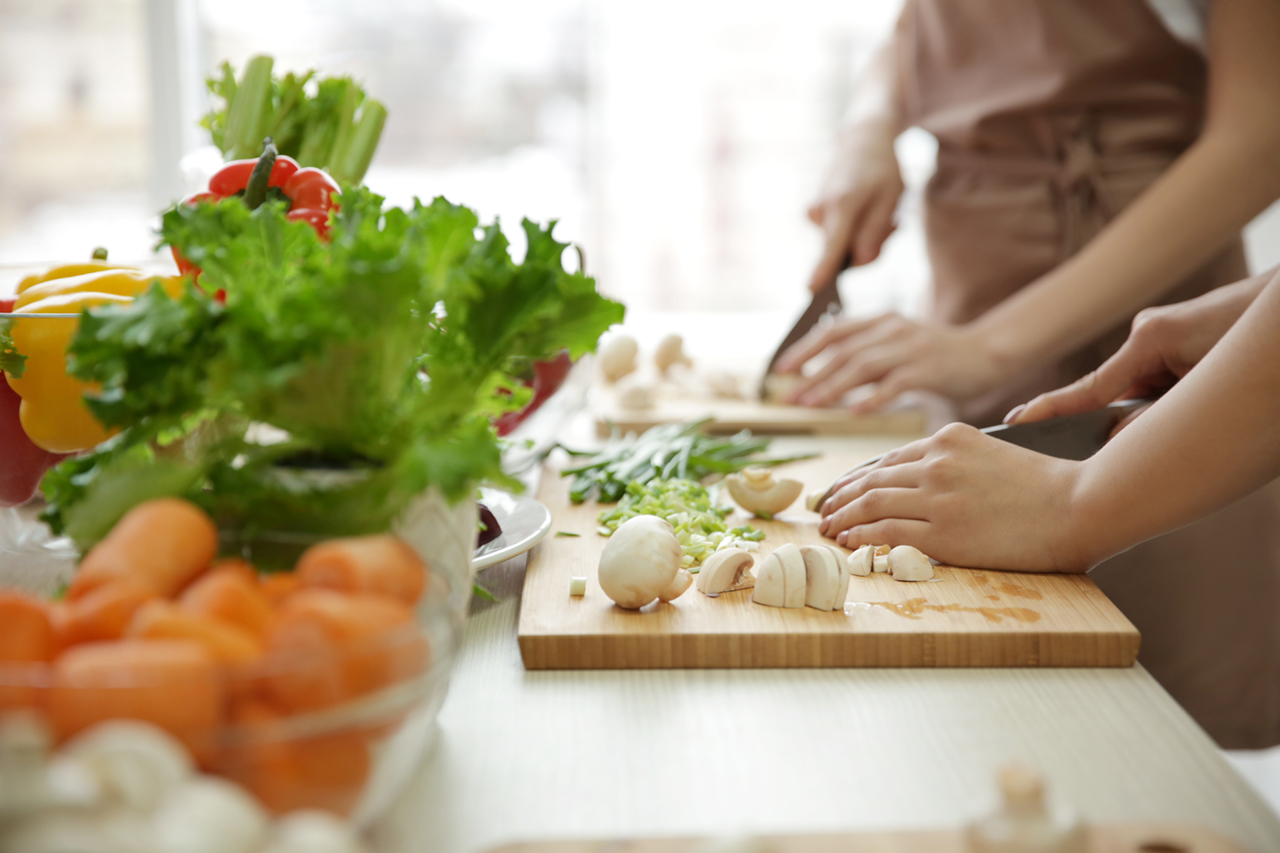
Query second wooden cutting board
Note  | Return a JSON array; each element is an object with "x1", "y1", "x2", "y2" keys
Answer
[{"x1": 517, "y1": 453, "x2": 1139, "y2": 670}]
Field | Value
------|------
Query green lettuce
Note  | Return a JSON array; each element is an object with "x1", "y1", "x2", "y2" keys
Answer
[{"x1": 42, "y1": 189, "x2": 623, "y2": 558}]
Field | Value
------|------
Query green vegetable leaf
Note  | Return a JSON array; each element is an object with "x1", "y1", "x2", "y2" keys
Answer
[{"x1": 0, "y1": 318, "x2": 25, "y2": 378}]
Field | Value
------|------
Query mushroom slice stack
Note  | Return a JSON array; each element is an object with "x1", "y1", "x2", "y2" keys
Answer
[
  {"x1": 696, "y1": 549, "x2": 756, "y2": 595},
  {"x1": 751, "y1": 543, "x2": 806, "y2": 608},
  {"x1": 800, "y1": 545, "x2": 849, "y2": 611},
  {"x1": 888, "y1": 545, "x2": 934, "y2": 582}
]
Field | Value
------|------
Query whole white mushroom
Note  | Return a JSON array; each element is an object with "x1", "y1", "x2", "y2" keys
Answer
[
  {"x1": 598, "y1": 515, "x2": 683, "y2": 609},
  {"x1": 598, "y1": 334, "x2": 639, "y2": 382},
  {"x1": 653, "y1": 334, "x2": 693, "y2": 375}
]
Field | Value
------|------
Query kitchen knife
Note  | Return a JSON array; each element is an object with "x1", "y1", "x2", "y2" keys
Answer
[
  {"x1": 814, "y1": 398, "x2": 1154, "y2": 509},
  {"x1": 757, "y1": 255, "x2": 848, "y2": 399}
]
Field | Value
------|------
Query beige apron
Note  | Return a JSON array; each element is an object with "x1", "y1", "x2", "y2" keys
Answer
[{"x1": 898, "y1": 0, "x2": 1280, "y2": 748}]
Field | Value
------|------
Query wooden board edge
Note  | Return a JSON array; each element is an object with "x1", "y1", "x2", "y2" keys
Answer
[{"x1": 516, "y1": 629, "x2": 1140, "y2": 670}]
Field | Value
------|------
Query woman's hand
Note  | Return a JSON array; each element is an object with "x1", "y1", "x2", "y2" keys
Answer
[
  {"x1": 806, "y1": 129, "x2": 904, "y2": 292},
  {"x1": 774, "y1": 313, "x2": 1005, "y2": 411},
  {"x1": 816, "y1": 423, "x2": 1095, "y2": 572},
  {"x1": 1008, "y1": 270, "x2": 1273, "y2": 425}
]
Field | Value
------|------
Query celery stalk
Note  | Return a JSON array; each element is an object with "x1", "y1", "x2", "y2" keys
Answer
[
  {"x1": 332, "y1": 100, "x2": 386, "y2": 185},
  {"x1": 224, "y1": 55, "x2": 274, "y2": 159},
  {"x1": 323, "y1": 81, "x2": 359, "y2": 179}
]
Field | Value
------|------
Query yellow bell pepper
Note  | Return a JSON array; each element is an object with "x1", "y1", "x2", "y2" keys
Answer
[
  {"x1": 4, "y1": 271, "x2": 184, "y2": 454},
  {"x1": 17, "y1": 262, "x2": 130, "y2": 294}
]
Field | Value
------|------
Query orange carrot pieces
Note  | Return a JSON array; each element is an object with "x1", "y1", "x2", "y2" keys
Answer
[
  {"x1": 0, "y1": 591, "x2": 55, "y2": 663},
  {"x1": 49, "y1": 639, "x2": 222, "y2": 753},
  {"x1": 127, "y1": 600, "x2": 263, "y2": 665},
  {"x1": 214, "y1": 698, "x2": 370, "y2": 815},
  {"x1": 179, "y1": 566, "x2": 274, "y2": 638},
  {"x1": 258, "y1": 573, "x2": 300, "y2": 607},
  {"x1": 295, "y1": 535, "x2": 427, "y2": 606},
  {"x1": 260, "y1": 590, "x2": 428, "y2": 713},
  {"x1": 70, "y1": 498, "x2": 218, "y2": 600},
  {"x1": 54, "y1": 579, "x2": 157, "y2": 649}
]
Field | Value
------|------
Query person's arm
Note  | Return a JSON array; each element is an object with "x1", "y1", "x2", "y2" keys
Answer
[
  {"x1": 1007, "y1": 266, "x2": 1275, "y2": 424},
  {"x1": 779, "y1": 0, "x2": 1280, "y2": 411},
  {"x1": 804, "y1": 8, "x2": 909, "y2": 292},
  {"x1": 815, "y1": 269, "x2": 1280, "y2": 573}
]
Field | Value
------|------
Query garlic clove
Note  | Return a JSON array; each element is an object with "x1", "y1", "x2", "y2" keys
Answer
[
  {"x1": 260, "y1": 809, "x2": 370, "y2": 853},
  {"x1": 696, "y1": 549, "x2": 756, "y2": 595},
  {"x1": 63, "y1": 720, "x2": 193, "y2": 814},
  {"x1": 888, "y1": 545, "x2": 934, "y2": 582},
  {"x1": 658, "y1": 568, "x2": 694, "y2": 602},
  {"x1": 148, "y1": 777, "x2": 268, "y2": 853},
  {"x1": 848, "y1": 545, "x2": 874, "y2": 577}
]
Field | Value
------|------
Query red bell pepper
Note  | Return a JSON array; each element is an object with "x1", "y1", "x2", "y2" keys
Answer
[
  {"x1": 0, "y1": 298, "x2": 67, "y2": 506},
  {"x1": 171, "y1": 139, "x2": 341, "y2": 278},
  {"x1": 494, "y1": 351, "x2": 574, "y2": 437}
]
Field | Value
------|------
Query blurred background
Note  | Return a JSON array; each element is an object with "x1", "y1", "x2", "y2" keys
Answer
[{"x1": 0, "y1": 0, "x2": 1276, "y2": 316}]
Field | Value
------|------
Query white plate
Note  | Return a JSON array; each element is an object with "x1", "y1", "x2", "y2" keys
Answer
[{"x1": 473, "y1": 487, "x2": 553, "y2": 571}]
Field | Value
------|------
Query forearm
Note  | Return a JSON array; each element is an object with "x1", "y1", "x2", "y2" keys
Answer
[
  {"x1": 834, "y1": 12, "x2": 907, "y2": 150},
  {"x1": 1071, "y1": 269, "x2": 1280, "y2": 564},
  {"x1": 975, "y1": 132, "x2": 1280, "y2": 372},
  {"x1": 974, "y1": 0, "x2": 1280, "y2": 376}
]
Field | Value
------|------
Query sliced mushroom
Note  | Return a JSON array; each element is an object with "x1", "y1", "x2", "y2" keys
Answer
[
  {"x1": 828, "y1": 545, "x2": 851, "y2": 607},
  {"x1": 696, "y1": 549, "x2": 756, "y2": 595},
  {"x1": 848, "y1": 545, "x2": 874, "y2": 577},
  {"x1": 616, "y1": 376, "x2": 656, "y2": 411},
  {"x1": 872, "y1": 544, "x2": 891, "y2": 573},
  {"x1": 804, "y1": 489, "x2": 826, "y2": 513},
  {"x1": 725, "y1": 468, "x2": 803, "y2": 518},
  {"x1": 752, "y1": 543, "x2": 806, "y2": 608},
  {"x1": 657, "y1": 568, "x2": 694, "y2": 602},
  {"x1": 598, "y1": 334, "x2": 639, "y2": 382},
  {"x1": 888, "y1": 545, "x2": 934, "y2": 582},
  {"x1": 800, "y1": 545, "x2": 843, "y2": 611},
  {"x1": 653, "y1": 334, "x2": 693, "y2": 374}
]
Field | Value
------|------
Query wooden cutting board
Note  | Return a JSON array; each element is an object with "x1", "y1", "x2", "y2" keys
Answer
[
  {"x1": 517, "y1": 454, "x2": 1139, "y2": 670},
  {"x1": 593, "y1": 391, "x2": 927, "y2": 437},
  {"x1": 486, "y1": 823, "x2": 1251, "y2": 853}
]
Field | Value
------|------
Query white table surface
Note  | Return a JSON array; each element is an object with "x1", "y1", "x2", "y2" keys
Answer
[{"x1": 370, "y1": 427, "x2": 1280, "y2": 853}]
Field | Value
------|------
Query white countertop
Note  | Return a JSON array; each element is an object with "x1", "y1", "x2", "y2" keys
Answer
[{"x1": 370, "y1": 557, "x2": 1280, "y2": 853}]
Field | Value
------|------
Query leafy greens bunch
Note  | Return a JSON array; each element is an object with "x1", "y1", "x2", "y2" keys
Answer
[{"x1": 42, "y1": 188, "x2": 623, "y2": 554}]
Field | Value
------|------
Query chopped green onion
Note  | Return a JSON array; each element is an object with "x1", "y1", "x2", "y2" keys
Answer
[{"x1": 596, "y1": 478, "x2": 762, "y2": 566}]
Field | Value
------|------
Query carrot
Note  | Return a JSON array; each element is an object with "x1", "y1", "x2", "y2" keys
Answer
[
  {"x1": 48, "y1": 639, "x2": 222, "y2": 753},
  {"x1": 180, "y1": 566, "x2": 274, "y2": 638},
  {"x1": 54, "y1": 579, "x2": 157, "y2": 649},
  {"x1": 260, "y1": 590, "x2": 428, "y2": 712},
  {"x1": 214, "y1": 697, "x2": 369, "y2": 815},
  {"x1": 0, "y1": 591, "x2": 55, "y2": 663},
  {"x1": 258, "y1": 573, "x2": 300, "y2": 607},
  {"x1": 70, "y1": 498, "x2": 218, "y2": 600},
  {"x1": 295, "y1": 535, "x2": 427, "y2": 606},
  {"x1": 127, "y1": 600, "x2": 263, "y2": 665}
]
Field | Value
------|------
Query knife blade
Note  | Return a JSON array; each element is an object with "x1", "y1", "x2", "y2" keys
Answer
[
  {"x1": 814, "y1": 398, "x2": 1154, "y2": 508},
  {"x1": 758, "y1": 257, "x2": 848, "y2": 399}
]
